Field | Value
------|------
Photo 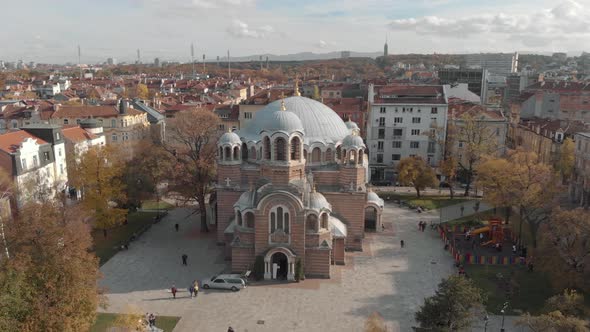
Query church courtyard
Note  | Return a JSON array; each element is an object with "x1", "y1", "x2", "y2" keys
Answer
[{"x1": 99, "y1": 204, "x2": 523, "y2": 332}]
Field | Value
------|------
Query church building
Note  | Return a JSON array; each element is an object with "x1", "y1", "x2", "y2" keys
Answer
[{"x1": 216, "y1": 91, "x2": 384, "y2": 280}]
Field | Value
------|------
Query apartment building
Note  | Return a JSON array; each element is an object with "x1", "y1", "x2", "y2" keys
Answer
[{"x1": 366, "y1": 84, "x2": 448, "y2": 184}]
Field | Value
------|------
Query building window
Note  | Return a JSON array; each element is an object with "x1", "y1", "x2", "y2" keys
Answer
[
  {"x1": 393, "y1": 129, "x2": 403, "y2": 137},
  {"x1": 411, "y1": 129, "x2": 420, "y2": 135},
  {"x1": 33, "y1": 156, "x2": 38, "y2": 167},
  {"x1": 376, "y1": 154, "x2": 383, "y2": 163},
  {"x1": 392, "y1": 141, "x2": 402, "y2": 148},
  {"x1": 218, "y1": 124, "x2": 225, "y2": 130},
  {"x1": 394, "y1": 117, "x2": 403, "y2": 123},
  {"x1": 76, "y1": 119, "x2": 81, "y2": 124},
  {"x1": 58, "y1": 148, "x2": 62, "y2": 157},
  {"x1": 377, "y1": 141, "x2": 384, "y2": 151},
  {"x1": 379, "y1": 107, "x2": 386, "y2": 114},
  {"x1": 60, "y1": 163, "x2": 64, "y2": 175},
  {"x1": 111, "y1": 119, "x2": 116, "y2": 127},
  {"x1": 428, "y1": 142, "x2": 436, "y2": 153},
  {"x1": 458, "y1": 141, "x2": 464, "y2": 148},
  {"x1": 56, "y1": 132, "x2": 60, "y2": 140},
  {"x1": 12, "y1": 121, "x2": 17, "y2": 129},
  {"x1": 431, "y1": 117, "x2": 437, "y2": 123},
  {"x1": 21, "y1": 159, "x2": 27, "y2": 170},
  {"x1": 431, "y1": 107, "x2": 438, "y2": 114},
  {"x1": 244, "y1": 112, "x2": 252, "y2": 119},
  {"x1": 410, "y1": 141, "x2": 420, "y2": 149},
  {"x1": 112, "y1": 133, "x2": 118, "y2": 141},
  {"x1": 412, "y1": 117, "x2": 421, "y2": 123},
  {"x1": 43, "y1": 152, "x2": 50, "y2": 161},
  {"x1": 392, "y1": 154, "x2": 401, "y2": 161},
  {"x1": 63, "y1": 119, "x2": 69, "y2": 125},
  {"x1": 275, "y1": 137, "x2": 287, "y2": 161},
  {"x1": 378, "y1": 117, "x2": 385, "y2": 127},
  {"x1": 378, "y1": 128, "x2": 385, "y2": 139},
  {"x1": 270, "y1": 206, "x2": 290, "y2": 234}
]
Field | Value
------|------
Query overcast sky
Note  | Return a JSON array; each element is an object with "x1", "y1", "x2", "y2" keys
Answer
[{"x1": 0, "y1": 0, "x2": 587, "y2": 64}]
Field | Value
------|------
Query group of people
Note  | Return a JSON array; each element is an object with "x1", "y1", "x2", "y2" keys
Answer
[
  {"x1": 417, "y1": 221, "x2": 428, "y2": 232},
  {"x1": 145, "y1": 313, "x2": 157, "y2": 328},
  {"x1": 170, "y1": 279, "x2": 200, "y2": 299}
]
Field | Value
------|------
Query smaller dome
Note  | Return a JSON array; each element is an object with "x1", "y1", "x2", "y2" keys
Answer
[
  {"x1": 345, "y1": 119, "x2": 360, "y2": 131},
  {"x1": 309, "y1": 190, "x2": 331, "y2": 212},
  {"x1": 219, "y1": 130, "x2": 241, "y2": 145},
  {"x1": 342, "y1": 133, "x2": 365, "y2": 149},
  {"x1": 263, "y1": 110, "x2": 304, "y2": 134},
  {"x1": 367, "y1": 191, "x2": 384, "y2": 208}
]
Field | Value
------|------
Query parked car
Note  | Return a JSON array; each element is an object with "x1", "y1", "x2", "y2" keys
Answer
[{"x1": 202, "y1": 274, "x2": 246, "y2": 292}]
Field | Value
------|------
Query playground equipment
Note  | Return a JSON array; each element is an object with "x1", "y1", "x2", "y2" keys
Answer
[{"x1": 471, "y1": 218, "x2": 504, "y2": 246}]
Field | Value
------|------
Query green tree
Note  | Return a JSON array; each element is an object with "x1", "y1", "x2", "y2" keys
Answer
[
  {"x1": 557, "y1": 138, "x2": 575, "y2": 184},
  {"x1": 397, "y1": 156, "x2": 438, "y2": 198},
  {"x1": 414, "y1": 276, "x2": 485, "y2": 331},
  {"x1": 70, "y1": 146, "x2": 127, "y2": 237},
  {"x1": 164, "y1": 109, "x2": 220, "y2": 232},
  {"x1": 517, "y1": 290, "x2": 589, "y2": 332},
  {"x1": 0, "y1": 202, "x2": 102, "y2": 332}
]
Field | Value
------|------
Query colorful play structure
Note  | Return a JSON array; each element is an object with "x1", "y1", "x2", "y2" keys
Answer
[
  {"x1": 439, "y1": 217, "x2": 526, "y2": 266},
  {"x1": 470, "y1": 218, "x2": 505, "y2": 246}
]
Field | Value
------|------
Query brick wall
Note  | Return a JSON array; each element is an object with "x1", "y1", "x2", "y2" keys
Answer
[
  {"x1": 333, "y1": 238, "x2": 345, "y2": 265},
  {"x1": 231, "y1": 246, "x2": 255, "y2": 273},
  {"x1": 313, "y1": 170, "x2": 340, "y2": 187},
  {"x1": 338, "y1": 166, "x2": 365, "y2": 189},
  {"x1": 305, "y1": 248, "x2": 331, "y2": 278},
  {"x1": 216, "y1": 189, "x2": 244, "y2": 244},
  {"x1": 323, "y1": 191, "x2": 366, "y2": 251},
  {"x1": 217, "y1": 164, "x2": 241, "y2": 186}
]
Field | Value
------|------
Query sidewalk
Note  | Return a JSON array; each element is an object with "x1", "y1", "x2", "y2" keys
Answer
[{"x1": 438, "y1": 200, "x2": 494, "y2": 223}]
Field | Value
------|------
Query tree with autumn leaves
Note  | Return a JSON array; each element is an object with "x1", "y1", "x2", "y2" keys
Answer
[
  {"x1": 0, "y1": 200, "x2": 103, "y2": 332},
  {"x1": 397, "y1": 156, "x2": 438, "y2": 198},
  {"x1": 163, "y1": 108, "x2": 220, "y2": 232}
]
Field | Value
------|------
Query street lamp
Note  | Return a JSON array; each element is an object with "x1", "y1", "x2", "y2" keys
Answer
[{"x1": 483, "y1": 314, "x2": 489, "y2": 332}]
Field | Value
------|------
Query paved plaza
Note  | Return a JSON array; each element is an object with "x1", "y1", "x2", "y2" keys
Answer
[{"x1": 100, "y1": 205, "x2": 527, "y2": 332}]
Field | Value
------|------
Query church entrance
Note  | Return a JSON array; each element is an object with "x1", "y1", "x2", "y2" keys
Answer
[
  {"x1": 365, "y1": 206, "x2": 377, "y2": 231},
  {"x1": 271, "y1": 252, "x2": 288, "y2": 280}
]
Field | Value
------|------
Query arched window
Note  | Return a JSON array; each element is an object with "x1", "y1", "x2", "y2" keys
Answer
[
  {"x1": 325, "y1": 148, "x2": 333, "y2": 162},
  {"x1": 306, "y1": 214, "x2": 318, "y2": 233},
  {"x1": 263, "y1": 136, "x2": 271, "y2": 160},
  {"x1": 342, "y1": 149, "x2": 347, "y2": 163},
  {"x1": 290, "y1": 136, "x2": 301, "y2": 161},
  {"x1": 321, "y1": 213, "x2": 329, "y2": 229},
  {"x1": 236, "y1": 211, "x2": 242, "y2": 226},
  {"x1": 311, "y1": 147, "x2": 321, "y2": 163},
  {"x1": 250, "y1": 146, "x2": 256, "y2": 160},
  {"x1": 350, "y1": 150, "x2": 357, "y2": 164},
  {"x1": 63, "y1": 119, "x2": 69, "y2": 125},
  {"x1": 219, "y1": 147, "x2": 223, "y2": 160},
  {"x1": 233, "y1": 146, "x2": 240, "y2": 160},
  {"x1": 224, "y1": 146, "x2": 232, "y2": 160},
  {"x1": 275, "y1": 137, "x2": 287, "y2": 161},
  {"x1": 270, "y1": 206, "x2": 290, "y2": 234},
  {"x1": 336, "y1": 145, "x2": 341, "y2": 160},
  {"x1": 303, "y1": 149, "x2": 308, "y2": 161},
  {"x1": 258, "y1": 147, "x2": 262, "y2": 160},
  {"x1": 242, "y1": 143, "x2": 248, "y2": 160},
  {"x1": 244, "y1": 212, "x2": 255, "y2": 228}
]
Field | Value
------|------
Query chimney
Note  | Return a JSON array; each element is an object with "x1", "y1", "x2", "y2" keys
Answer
[{"x1": 118, "y1": 99, "x2": 128, "y2": 114}]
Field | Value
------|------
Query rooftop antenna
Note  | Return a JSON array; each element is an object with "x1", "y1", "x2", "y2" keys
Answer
[
  {"x1": 227, "y1": 49, "x2": 231, "y2": 79},
  {"x1": 191, "y1": 43, "x2": 195, "y2": 79},
  {"x1": 78, "y1": 45, "x2": 82, "y2": 80}
]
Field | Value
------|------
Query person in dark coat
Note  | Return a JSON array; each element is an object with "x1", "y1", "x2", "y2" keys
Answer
[
  {"x1": 182, "y1": 254, "x2": 188, "y2": 265},
  {"x1": 175, "y1": 223, "x2": 179, "y2": 232},
  {"x1": 400, "y1": 240, "x2": 405, "y2": 248}
]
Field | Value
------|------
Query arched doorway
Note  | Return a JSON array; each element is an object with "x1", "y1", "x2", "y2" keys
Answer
[
  {"x1": 365, "y1": 206, "x2": 377, "y2": 231},
  {"x1": 271, "y1": 252, "x2": 288, "y2": 280}
]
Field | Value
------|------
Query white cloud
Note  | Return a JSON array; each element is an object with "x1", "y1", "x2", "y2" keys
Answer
[
  {"x1": 388, "y1": 0, "x2": 590, "y2": 47},
  {"x1": 227, "y1": 20, "x2": 275, "y2": 39}
]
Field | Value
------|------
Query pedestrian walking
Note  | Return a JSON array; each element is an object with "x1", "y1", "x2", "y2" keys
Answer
[
  {"x1": 145, "y1": 313, "x2": 150, "y2": 326},
  {"x1": 460, "y1": 205, "x2": 464, "y2": 216},
  {"x1": 171, "y1": 285, "x2": 177, "y2": 299},
  {"x1": 175, "y1": 223, "x2": 179, "y2": 232},
  {"x1": 149, "y1": 313, "x2": 156, "y2": 327},
  {"x1": 228, "y1": 327, "x2": 235, "y2": 332},
  {"x1": 381, "y1": 223, "x2": 385, "y2": 231},
  {"x1": 400, "y1": 240, "x2": 405, "y2": 248},
  {"x1": 189, "y1": 285, "x2": 195, "y2": 297},
  {"x1": 182, "y1": 254, "x2": 188, "y2": 266},
  {"x1": 193, "y1": 280, "x2": 199, "y2": 297},
  {"x1": 512, "y1": 244, "x2": 517, "y2": 254}
]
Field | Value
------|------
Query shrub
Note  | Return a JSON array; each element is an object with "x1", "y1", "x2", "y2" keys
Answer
[{"x1": 295, "y1": 258, "x2": 304, "y2": 281}]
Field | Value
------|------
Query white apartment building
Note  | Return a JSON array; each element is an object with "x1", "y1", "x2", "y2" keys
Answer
[{"x1": 366, "y1": 84, "x2": 448, "y2": 184}]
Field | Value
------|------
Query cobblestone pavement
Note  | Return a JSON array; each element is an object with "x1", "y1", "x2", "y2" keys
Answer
[{"x1": 100, "y1": 205, "x2": 524, "y2": 332}]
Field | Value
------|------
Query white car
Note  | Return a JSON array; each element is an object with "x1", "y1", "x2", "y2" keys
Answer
[{"x1": 202, "y1": 274, "x2": 246, "y2": 292}]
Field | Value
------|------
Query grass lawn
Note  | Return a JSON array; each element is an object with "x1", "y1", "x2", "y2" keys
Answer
[
  {"x1": 92, "y1": 211, "x2": 159, "y2": 266},
  {"x1": 465, "y1": 265, "x2": 554, "y2": 315},
  {"x1": 142, "y1": 200, "x2": 175, "y2": 210},
  {"x1": 377, "y1": 192, "x2": 473, "y2": 210},
  {"x1": 91, "y1": 313, "x2": 180, "y2": 332}
]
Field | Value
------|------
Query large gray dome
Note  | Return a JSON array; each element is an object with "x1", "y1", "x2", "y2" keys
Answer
[{"x1": 240, "y1": 96, "x2": 350, "y2": 145}]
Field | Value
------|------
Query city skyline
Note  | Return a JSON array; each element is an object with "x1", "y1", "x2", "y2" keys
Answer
[{"x1": 1, "y1": 0, "x2": 588, "y2": 63}]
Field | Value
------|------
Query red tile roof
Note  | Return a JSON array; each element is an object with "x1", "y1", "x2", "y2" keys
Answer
[
  {"x1": 51, "y1": 105, "x2": 142, "y2": 119},
  {"x1": 62, "y1": 126, "x2": 98, "y2": 143},
  {"x1": 0, "y1": 130, "x2": 48, "y2": 154}
]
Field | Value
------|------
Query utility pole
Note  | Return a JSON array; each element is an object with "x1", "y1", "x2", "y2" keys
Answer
[
  {"x1": 202, "y1": 54, "x2": 206, "y2": 74},
  {"x1": 227, "y1": 49, "x2": 231, "y2": 79},
  {"x1": 260, "y1": 55, "x2": 263, "y2": 71},
  {"x1": 191, "y1": 43, "x2": 195, "y2": 79},
  {"x1": 77, "y1": 45, "x2": 82, "y2": 80},
  {"x1": 137, "y1": 49, "x2": 141, "y2": 64}
]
